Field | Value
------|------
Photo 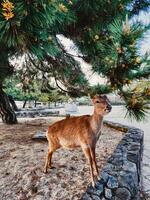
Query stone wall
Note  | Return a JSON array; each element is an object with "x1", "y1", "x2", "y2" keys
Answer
[
  {"x1": 15, "y1": 109, "x2": 59, "y2": 118},
  {"x1": 82, "y1": 121, "x2": 144, "y2": 200}
]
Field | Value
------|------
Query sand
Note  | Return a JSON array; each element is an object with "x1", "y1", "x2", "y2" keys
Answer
[{"x1": 0, "y1": 117, "x2": 124, "y2": 200}]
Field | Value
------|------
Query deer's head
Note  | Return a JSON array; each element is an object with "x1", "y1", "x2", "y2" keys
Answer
[{"x1": 92, "y1": 94, "x2": 112, "y2": 116}]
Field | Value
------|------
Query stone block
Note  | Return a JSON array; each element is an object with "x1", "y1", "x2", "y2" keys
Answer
[
  {"x1": 107, "y1": 176, "x2": 118, "y2": 189},
  {"x1": 105, "y1": 188, "x2": 112, "y2": 199},
  {"x1": 32, "y1": 131, "x2": 47, "y2": 140},
  {"x1": 118, "y1": 163, "x2": 138, "y2": 196},
  {"x1": 114, "y1": 188, "x2": 131, "y2": 200},
  {"x1": 91, "y1": 194, "x2": 101, "y2": 200},
  {"x1": 127, "y1": 142, "x2": 140, "y2": 151},
  {"x1": 82, "y1": 193, "x2": 92, "y2": 200},
  {"x1": 127, "y1": 150, "x2": 139, "y2": 165},
  {"x1": 87, "y1": 184, "x2": 103, "y2": 197},
  {"x1": 100, "y1": 171, "x2": 109, "y2": 183},
  {"x1": 108, "y1": 152, "x2": 127, "y2": 166}
]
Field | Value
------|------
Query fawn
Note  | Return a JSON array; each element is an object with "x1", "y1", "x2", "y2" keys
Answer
[{"x1": 44, "y1": 94, "x2": 112, "y2": 187}]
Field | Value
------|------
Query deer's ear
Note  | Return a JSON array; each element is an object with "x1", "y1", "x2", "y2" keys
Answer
[
  {"x1": 102, "y1": 94, "x2": 107, "y2": 99},
  {"x1": 88, "y1": 93, "x2": 95, "y2": 104},
  {"x1": 91, "y1": 97, "x2": 96, "y2": 105},
  {"x1": 88, "y1": 93, "x2": 95, "y2": 99}
]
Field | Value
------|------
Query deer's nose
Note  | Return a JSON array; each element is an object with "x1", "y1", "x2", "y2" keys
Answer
[{"x1": 107, "y1": 104, "x2": 112, "y2": 112}]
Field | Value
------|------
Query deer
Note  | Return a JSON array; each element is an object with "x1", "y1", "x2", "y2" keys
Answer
[{"x1": 44, "y1": 94, "x2": 112, "y2": 187}]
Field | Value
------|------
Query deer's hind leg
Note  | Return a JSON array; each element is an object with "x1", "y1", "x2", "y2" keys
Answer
[
  {"x1": 44, "y1": 142, "x2": 58, "y2": 173},
  {"x1": 44, "y1": 149, "x2": 53, "y2": 173}
]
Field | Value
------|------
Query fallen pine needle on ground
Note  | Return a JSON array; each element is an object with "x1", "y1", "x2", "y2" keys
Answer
[{"x1": 0, "y1": 117, "x2": 124, "y2": 200}]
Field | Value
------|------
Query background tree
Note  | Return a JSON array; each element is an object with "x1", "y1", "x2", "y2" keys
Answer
[
  {"x1": 0, "y1": 0, "x2": 150, "y2": 124},
  {"x1": 4, "y1": 74, "x2": 69, "y2": 108},
  {"x1": 0, "y1": 46, "x2": 17, "y2": 123},
  {"x1": 0, "y1": 0, "x2": 87, "y2": 123}
]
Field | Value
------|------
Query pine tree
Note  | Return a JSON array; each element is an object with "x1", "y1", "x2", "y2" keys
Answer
[
  {"x1": 0, "y1": 0, "x2": 150, "y2": 123},
  {"x1": 0, "y1": 0, "x2": 83, "y2": 123},
  {"x1": 64, "y1": 0, "x2": 150, "y2": 121},
  {"x1": 75, "y1": 15, "x2": 150, "y2": 121}
]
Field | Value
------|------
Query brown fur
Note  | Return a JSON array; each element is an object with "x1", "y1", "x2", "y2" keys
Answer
[{"x1": 44, "y1": 95, "x2": 111, "y2": 187}]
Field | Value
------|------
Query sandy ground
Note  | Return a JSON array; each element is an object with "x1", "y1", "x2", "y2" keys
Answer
[{"x1": 0, "y1": 117, "x2": 124, "y2": 200}]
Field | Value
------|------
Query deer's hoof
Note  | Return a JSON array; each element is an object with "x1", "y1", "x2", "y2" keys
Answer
[
  {"x1": 91, "y1": 181, "x2": 95, "y2": 188},
  {"x1": 96, "y1": 175, "x2": 100, "y2": 181},
  {"x1": 43, "y1": 168, "x2": 48, "y2": 174}
]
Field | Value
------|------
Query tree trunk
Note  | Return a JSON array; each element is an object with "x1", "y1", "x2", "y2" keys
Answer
[
  {"x1": 34, "y1": 100, "x2": 37, "y2": 107},
  {"x1": 0, "y1": 87, "x2": 17, "y2": 124},
  {"x1": 23, "y1": 100, "x2": 27, "y2": 108},
  {"x1": 8, "y1": 95, "x2": 18, "y2": 111}
]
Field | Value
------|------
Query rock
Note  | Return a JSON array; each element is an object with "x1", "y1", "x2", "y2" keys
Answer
[
  {"x1": 95, "y1": 182, "x2": 104, "y2": 196},
  {"x1": 108, "y1": 152, "x2": 127, "y2": 166},
  {"x1": 87, "y1": 185, "x2": 95, "y2": 194},
  {"x1": 87, "y1": 183, "x2": 103, "y2": 197},
  {"x1": 101, "y1": 172, "x2": 109, "y2": 183},
  {"x1": 18, "y1": 190, "x2": 28, "y2": 200},
  {"x1": 34, "y1": 195, "x2": 44, "y2": 200},
  {"x1": 31, "y1": 186, "x2": 38, "y2": 194},
  {"x1": 113, "y1": 146, "x2": 126, "y2": 154},
  {"x1": 127, "y1": 149, "x2": 141, "y2": 182},
  {"x1": 118, "y1": 162, "x2": 138, "y2": 196},
  {"x1": 114, "y1": 188, "x2": 131, "y2": 200},
  {"x1": 132, "y1": 193, "x2": 141, "y2": 200},
  {"x1": 32, "y1": 131, "x2": 47, "y2": 140},
  {"x1": 61, "y1": 182, "x2": 67, "y2": 188},
  {"x1": 68, "y1": 166, "x2": 76, "y2": 170},
  {"x1": 82, "y1": 193, "x2": 92, "y2": 200},
  {"x1": 107, "y1": 176, "x2": 118, "y2": 189},
  {"x1": 122, "y1": 161, "x2": 137, "y2": 175},
  {"x1": 91, "y1": 194, "x2": 101, "y2": 200},
  {"x1": 127, "y1": 150, "x2": 139, "y2": 164},
  {"x1": 105, "y1": 188, "x2": 112, "y2": 199},
  {"x1": 128, "y1": 131, "x2": 143, "y2": 142},
  {"x1": 127, "y1": 142, "x2": 140, "y2": 151},
  {"x1": 121, "y1": 137, "x2": 133, "y2": 145},
  {"x1": 103, "y1": 163, "x2": 116, "y2": 173},
  {"x1": 15, "y1": 109, "x2": 59, "y2": 118}
]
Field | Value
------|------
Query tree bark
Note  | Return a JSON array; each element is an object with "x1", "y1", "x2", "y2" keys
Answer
[
  {"x1": 34, "y1": 100, "x2": 37, "y2": 107},
  {"x1": 8, "y1": 95, "x2": 18, "y2": 111},
  {"x1": 23, "y1": 100, "x2": 27, "y2": 108},
  {"x1": 0, "y1": 87, "x2": 17, "y2": 124}
]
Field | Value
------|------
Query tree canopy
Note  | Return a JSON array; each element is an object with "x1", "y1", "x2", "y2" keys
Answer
[{"x1": 0, "y1": 0, "x2": 150, "y2": 122}]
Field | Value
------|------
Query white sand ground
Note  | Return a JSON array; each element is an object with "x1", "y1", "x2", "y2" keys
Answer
[{"x1": 0, "y1": 117, "x2": 124, "y2": 200}]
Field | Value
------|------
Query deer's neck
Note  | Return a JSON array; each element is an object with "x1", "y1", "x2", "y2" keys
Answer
[{"x1": 90, "y1": 110, "x2": 103, "y2": 134}]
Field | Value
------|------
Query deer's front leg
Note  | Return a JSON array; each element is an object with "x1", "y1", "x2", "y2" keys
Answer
[
  {"x1": 90, "y1": 146, "x2": 100, "y2": 180},
  {"x1": 81, "y1": 145, "x2": 95, "y2": 187}
]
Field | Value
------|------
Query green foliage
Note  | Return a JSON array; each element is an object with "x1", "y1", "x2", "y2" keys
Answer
[
  {"x1": 4, "y1": 78, "x2": 39, "y2": 100},
  {"x1": 4, "y1": 75, "x2": 68, "y2": 103},
  {"x1": 4, "y1": 79, "x2": 21, "y2": 99},
  {"x1": 0, "y1": 0, "x2": 150, "y2": 121},
  {"x1": 89, "y1": 84, "x2": 112, "y2": 96},
  {"x1": 65, "y1": 1, "x2": 150, "y2": 120},
  {"x1": 0, "y1": 0, "x2": 75, "y2": 53},
  {"x1": 123, "y1": 81, "x2": 150, "y2": 121}
]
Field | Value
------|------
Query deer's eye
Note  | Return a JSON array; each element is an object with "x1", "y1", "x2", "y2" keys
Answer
[{"x1": 96, "y1": 101, "x2": 100, "y2": 103}]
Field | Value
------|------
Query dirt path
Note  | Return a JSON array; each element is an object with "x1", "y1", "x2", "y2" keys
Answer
[{"x1": 0, "y1": 117, "x2": 124, "y2": 200}]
